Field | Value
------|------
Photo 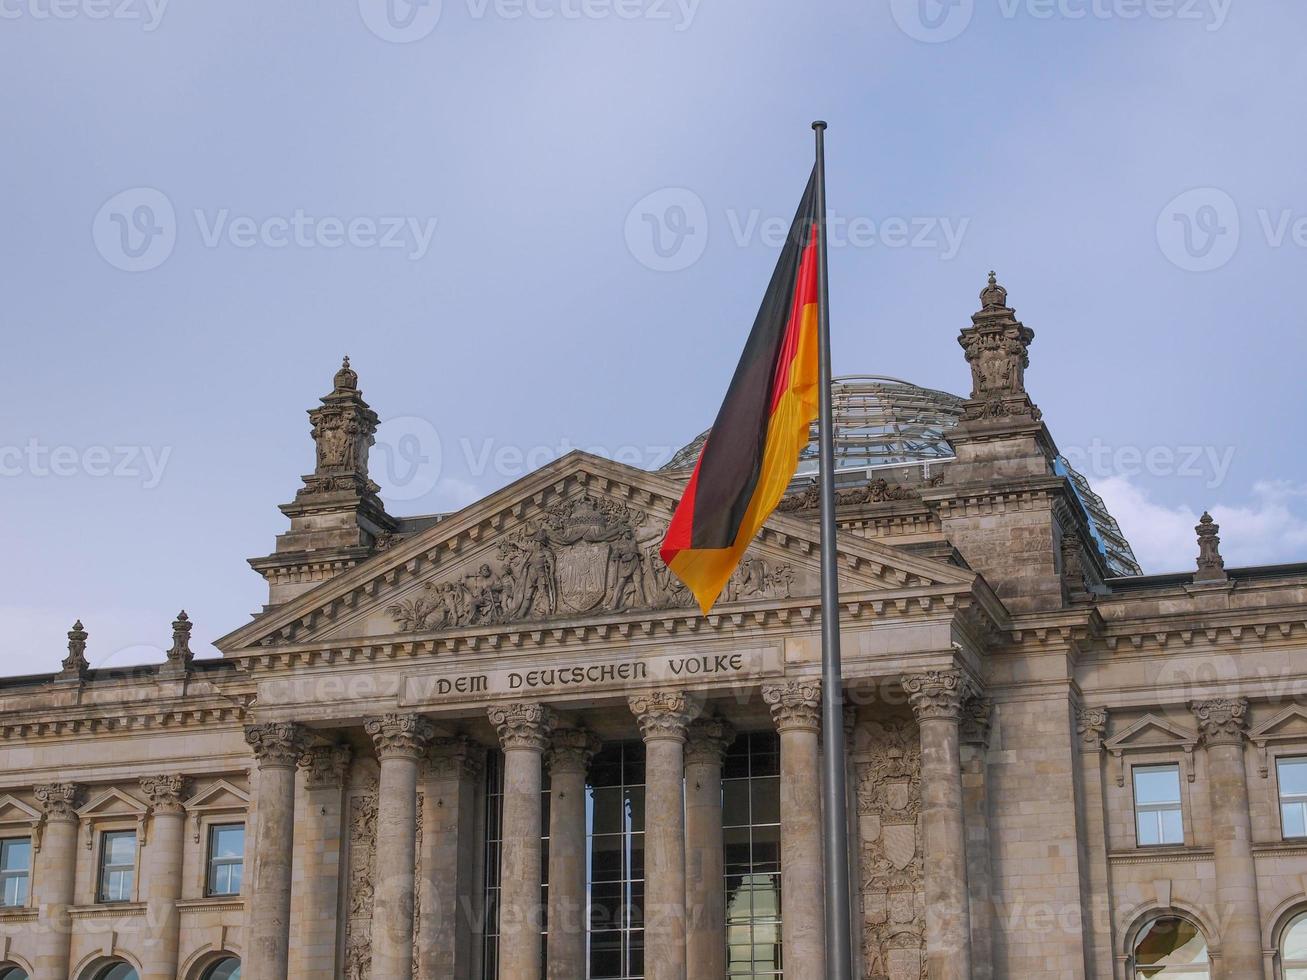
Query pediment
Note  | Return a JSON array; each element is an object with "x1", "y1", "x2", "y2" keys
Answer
[
  {"x1": 1250, "y1": 705, "x2": 1307, "y2": 743},
  {"x1": 0, "y1": 794, "x2": 39, "y2": 826},
  {"x1": 1104, "y1": 714, "x2": 1199, "y2": 754},
  {"x1": 184, "y1": 780, "x2": 249, "y2": 812},
  {"x1": 218, "y1": 451, "x2": 976, "y2": 653},
  {"x1": 77, "y1": 787, "x2": 148, "y2": 819}
]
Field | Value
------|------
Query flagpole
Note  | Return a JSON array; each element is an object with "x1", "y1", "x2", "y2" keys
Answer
[{"x1": 812, "y1": 119, "x2": 854, "y2": 980}]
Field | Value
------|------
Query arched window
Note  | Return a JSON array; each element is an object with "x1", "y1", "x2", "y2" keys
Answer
[
  {"x1": 93, "y1": 963, "x2": 139, "y2": 980},
  {"x1": 1132, "y1": 916, "x2": 1210, "y2": 978},
  {"x1": 201, "y1": 958, "x2": 240, "y2": 980},
  {"x1": 0, "y1": 966, "x2": 30, "y2": 980},
  {"x1": 1282, "y1": 911, "x2": 1307, "y2": 979}
]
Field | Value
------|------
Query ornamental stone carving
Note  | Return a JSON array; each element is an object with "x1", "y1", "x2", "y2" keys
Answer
[
  {"x1": 1076, "y1": 707, "x2": 1108, "y2": 748},
  {"x1": 1195, "y1": 512, "x2": 1228, "y2": 583},
  {"x1": 957, "y1": 272, "x2": 1041, "y2": 424},
  {"x1": 762, "y1": 681, "x2": 822, "y2": 733},
  {"x1": 902, "y1": 670, "x2": 971, "y2": 722},
  {"x1": 365, "y1": 713, "x2": 437, "y2": 760},
  {"x1": 385, "y1": 495, "x2": 798, "y2": 632},
  {"x1": 1192, "y1": 698, "x2": 1249, "y2": 745},
  {"x1": 244, "y1": 722, "x2": 312, "y2": 768},
  {"x1": 778, "y1": 478, "x2": 919, "y2": 513},
  {"x1": 165, "y1": 610, "x2": 194, "y2": 669},
  {"x1": 34, "y1": 782, "x2": 80, "y2": 821},
  {"x1": 959, "y1": 696, "x2": 994, "y2": 746},
  {"x1": 685, "y1": 717, "x2": 736, "y2": 766},
  {"x1": 547, "y1": 728, "x2": 603, "y2": 775},
  {"x1": 299, "y1": 744, "x2": 353, "y2": 788},
  {"x1": 60, "y1": 619, "x2": 89, "y2": 679},
  {"x1": 306, "y1": 356, "x2": 380, "y2": 496},
  {"x1": 489, "y1": 703, "x2": 556, "y2": 752},
  {"x1": 429, "y1": 736, "x2": 487, "y2": 781},
  {"x1": 629, "y1": 691, "x2": 694, "y2": 742},
  {"x1": 139, "y1": 774, "x2": 187, "y2": 813}
]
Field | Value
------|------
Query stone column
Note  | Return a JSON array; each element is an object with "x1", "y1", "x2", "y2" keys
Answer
[
  {"x1": 763, "y1": 681, "x2": 826, "y2": 980},
  {"x1": 293, "y1": 744, "x2": 352, "y2": 980},
  {"x1": 684, "y1": 716, "x2": 734, "y2": 980},
  {"x1": 32, "y1": 782, "x2": 79, "y2": 980},
  {"x1": 547, "y1": 728, "x2": 601, "y2": 980},
  {"x1": 903, "y1": 670, "x2": 973, "y2": 980},
  {"x1": 366, "y1": 713, "x2": 437, "y2": 980},
  {"x1": 422, "y1": 737, "x2": 487, "y2": 980},
  {"x1": 138, "y1": 775, "x2": 187, "y2": 980},
  {"x1": 489, "y1": 703, "x2": 555, "y2": 980},
  {"x1": 244, "y1": 722, "x2": 311, "y2": 980},
  {"x1": 1192, "y1": 699, "x2": 1262, "y2": 980},
  {"x1": 959, "y1": 698, "x2": 994, "y2": 980},
  {"x1": 630, "y1": 691, "x2": 693, "y2": 980}
]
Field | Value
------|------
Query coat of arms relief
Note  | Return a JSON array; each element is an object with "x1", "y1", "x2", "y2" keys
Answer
[
  {"x1": 856, "y1": 717, "x2": 927, "y2": 980},
  {"x1": 386, "y1": 494, "x2": 798, "y2": 632}
]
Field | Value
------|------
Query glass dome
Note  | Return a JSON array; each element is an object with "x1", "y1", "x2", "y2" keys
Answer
[{"x1": 662, "y1": 374, "x2": 1142, "y2": 577}]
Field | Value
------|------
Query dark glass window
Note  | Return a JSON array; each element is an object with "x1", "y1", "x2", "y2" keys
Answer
[
  {"x1": 97, "y1": 831, "x2": 136, "y2": 903},
  {"x1": 0, "y1": 838, "x2": 31, "y2": 907},
  {"x1": 200, "y1": 956, "x2": 241, "y2": 980},
  {"x1": 207, "y1": 824, "x2": 245, "y2": 896},
  {"x1": 723, "y1": 731, "x2": 783, "y2": 978},
  {"x1": 1132, "y1": 916, "x2": 1209, "y2": 977},
  {"x1": 94, "y1": 964, "x2": 140, "y2": 980},
  {"x1": 587, "y1": 742, "x2": 645, "y2": 980}
]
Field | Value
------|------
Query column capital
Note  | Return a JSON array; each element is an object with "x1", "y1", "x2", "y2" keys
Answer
[
  {"x1": 365, "y1": 713, "x2": 437, "y2": 760},
  {"x1": 547, "y1": 728, "x2": 602, "y2": 775},
  {"x1": 298, "y1": 743, "x2": 353, "y2": 788},
  {"x1": 902, "y1": 669, "x2": 973, "y2": 722},
  {"x1": 429, "y1": 736, "x2": 487, "y2": 780},
  {"x1": 245, "y1": 722, "x2": 312, "y2": 768},
  {"x1": 1076, "y1": 706, "x2": 1108, "y2": 749},
  {"x1": 34, "y1": 782, "x2": 80, "y2": 822},
  {"x1": 762, "y1": 681, "x2": 822, "y2": 733},
  {"x1": 629, "y1": 690, "x2": 694, "y2": 742},
  {"x1": 139, "y1": 774, "x2": 187, "y2": 813},
  {"x1": 685, "y1": 717, "x2": 736, "y2": 766},
  {"x1": 489, "y1": 702, "x2": 556, "y2": 752},
  {"x1": 960, "y1": 696, "x2": 994, "y2": 747},
  {"x1": 1192, "y1": 698, "x2": 1249, "y2": 745}
]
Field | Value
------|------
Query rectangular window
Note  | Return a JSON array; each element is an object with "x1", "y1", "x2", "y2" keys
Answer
[
  {"x1": 98, "y1": 830, "x2": 136, "y2": 903},
  {"x1": 1279, "y1": 757, "x2": 1307, "y2": 839},
  {"x1": 0, "y1": 837, "x2": 31, "y2": 907},
  {"x1": 1133, "y1": 764, "x2": 1184, "y2": 847},
  {"x1": 207, "y1": 824, "x2": 245, "y2": 896},
  {"x1": 723, "y1": 731, "x2": 783, "y2": 978}
]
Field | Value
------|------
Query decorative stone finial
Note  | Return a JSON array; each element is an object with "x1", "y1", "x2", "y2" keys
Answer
[
  {"x1": 60, "y1": 620, "x2": 90, "y2": 679},
  {"x1": 304, "y1": 355, "x2": 380, "y2": 492},
  {"x1": 166, "y1": 610, "x2": 194, "y2": 669},
  {"x1": 979, "y1": 270, "x2": 1008, "y2": 310},
  {"x1": 333, "y1": 354, "x2": 358, "y2": 392},
  {"x1": 957, "y1": 272, "x2": 1040, "y2": 424},
  {"x1": 1194, "y1": 511, "x2": 1227, "y2": 583}
]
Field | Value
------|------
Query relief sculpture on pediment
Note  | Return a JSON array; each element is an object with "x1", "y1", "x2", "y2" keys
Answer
[
  {"x1": 386, "y1": 495, "x2": 797, "y2": 631},
  {"x1": 857, "y1": 717, "x2": 926, "y2": 980}
]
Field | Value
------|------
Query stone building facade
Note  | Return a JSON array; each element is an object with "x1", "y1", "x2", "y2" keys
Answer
[{"x1": 2, "y1": 277, "x2": 1306, "y2": 979}]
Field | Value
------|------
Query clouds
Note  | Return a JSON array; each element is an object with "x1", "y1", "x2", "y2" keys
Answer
[{"x1": 1094, "y1": 476, "x2": 1307, "y2": 574}]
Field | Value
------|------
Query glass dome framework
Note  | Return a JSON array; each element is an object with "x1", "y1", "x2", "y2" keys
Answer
[{"x1": 662, "y1": 374, "x2": 1143, "y2": 577}]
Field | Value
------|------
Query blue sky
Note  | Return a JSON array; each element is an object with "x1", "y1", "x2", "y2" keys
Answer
[{"x1": 2, "y1": 0, "x2": 1305, "y2": 672}]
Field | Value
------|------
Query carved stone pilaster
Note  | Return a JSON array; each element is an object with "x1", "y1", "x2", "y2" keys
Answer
[
  {"x1": 1192, "y1": 698, "x2": 1249, "y2": 745},
  {"x1": 685, "y1": 717, "x2": 736, "y2": 766},
  {"x1": 489, "y1": 702, "x2": 556, "y2": 752},
  {"x1": 59, "y1": 620, "x2": 89, "y2": 679},
  {"x1": 547, "y1": 728, "x2": 602, "y2": 775},
  {"x1": 629, "y1": 691, "x2": 694, "y2": 742},
  {"x1": 762, "y1": 681, "x2": 822, "y2": 733},
  {"x1": 1076, "y1": 707, "x2": 1108, "y2": 749},
  {"x1": 365, "y1": 713, "x2": 436, "y2": 761},
  {"x1": 139, "y1": 774, "x2": 187, "y2": 814},
  {"x1": 902, "y1": 670, "x2": 971, "y2": 722},
  {"x1": 34, "y1": 782, "x2": 80, "y2": 822},
  {"x1": 429, "y1": 736, "x2": 486, "y2": 780},
  {"x1": 1195, "y1": 512, "x2": 1228, "y2": 583},
  {"x1": 299, "y1": 744, "x2": 353, "y2": 788},
  {"x1": 244, "y1": 722, "x2": 312, "y2": 768},
  {"x1": 959, "y1": 696, "x2": 994, "y2": 747}
]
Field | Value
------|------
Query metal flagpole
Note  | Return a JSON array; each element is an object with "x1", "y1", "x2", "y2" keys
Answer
[{"x1": 812, "y1": 119, "x2": 854, "y2": 979}]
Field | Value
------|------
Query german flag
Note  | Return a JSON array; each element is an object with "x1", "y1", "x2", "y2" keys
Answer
[{"x1": 661, "y1": 169, "x2": 822, "y2": 614}]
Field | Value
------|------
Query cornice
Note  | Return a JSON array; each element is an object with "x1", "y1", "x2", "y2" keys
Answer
[{"x1": 0, "y1": 701, "x2": 251, "y2": 742}]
